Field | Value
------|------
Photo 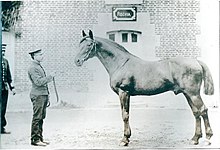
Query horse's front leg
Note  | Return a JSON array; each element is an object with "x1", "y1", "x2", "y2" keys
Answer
[{"x1": 119, "y1": 89, "x2": 131, "y2": 146}]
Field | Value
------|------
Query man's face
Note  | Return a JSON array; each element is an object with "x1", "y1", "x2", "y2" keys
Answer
[{"x1": 34, "y1": 51, "x2": 44, "y2": 62}]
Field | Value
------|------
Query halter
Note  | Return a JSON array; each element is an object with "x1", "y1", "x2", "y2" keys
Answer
[
  {"x1": 81, "y1": 38, "x2": 97, "y2": 62},
  {"x1": 90, "y1": 39, "x2": 97, "y2": 53}
]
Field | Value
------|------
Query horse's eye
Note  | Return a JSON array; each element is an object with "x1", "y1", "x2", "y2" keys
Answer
[{"x1": 87, "y1": 43, "x2": 92, "y2": 46}]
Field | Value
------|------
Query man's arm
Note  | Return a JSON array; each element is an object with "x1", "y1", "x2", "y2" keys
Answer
[
  {"x1": 28, "y1": 67, "x2": 53, "y2": 86},
  {"x1": 5, "y1": 59, "x2": 14, "y2": 91}
]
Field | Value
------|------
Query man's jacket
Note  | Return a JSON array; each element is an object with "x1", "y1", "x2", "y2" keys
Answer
[
  {"x1": 28, "y1": 61, "x2": 53, "y2": 97},
  {"x1": 2, "y1": 57, "x2": 14, "y2": 91}
]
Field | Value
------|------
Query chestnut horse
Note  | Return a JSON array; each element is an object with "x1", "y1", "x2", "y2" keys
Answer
[{"x1": 74, "y1": 30, "x2": 214, "y2": 146}]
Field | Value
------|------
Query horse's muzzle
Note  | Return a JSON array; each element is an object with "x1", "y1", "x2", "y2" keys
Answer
[{"x1": 75, "y1": 58, "x2": 83, "y2": 66}]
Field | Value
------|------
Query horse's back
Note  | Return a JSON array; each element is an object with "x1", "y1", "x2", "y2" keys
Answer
[{"x1": 168, "y1": 57, "x2": 201, "y2": 70}]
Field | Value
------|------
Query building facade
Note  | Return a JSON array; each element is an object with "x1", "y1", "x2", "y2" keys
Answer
[{"x1": 3, "y1": 0, "x2": 218, "y2": 106}]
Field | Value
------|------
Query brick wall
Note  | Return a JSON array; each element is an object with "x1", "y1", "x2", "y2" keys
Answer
[
  {"x1": 145, "y1": 0, "x2": 200, "y2": 58},
  {"x1": 14, "y1": 0, "x2": 200, "y2": 92},
  {"x1": 14, "y1": 0, "x2": 104, "y2": 92}
]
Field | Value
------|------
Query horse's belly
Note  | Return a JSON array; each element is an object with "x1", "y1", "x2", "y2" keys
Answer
[
  {"x1": 131, "y1": 79, "x2": 173, "y2": 96},
  {"x1": 131, "y1": 87, "x2": 172, "y2": 96}
]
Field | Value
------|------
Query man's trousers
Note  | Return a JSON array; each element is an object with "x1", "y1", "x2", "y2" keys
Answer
[
  {"x1": 30, "y1": 95, "x2": 48, "y2": 143},
  {"x1": 1, "y1": 90, "x2": 9, "y2": 131}
]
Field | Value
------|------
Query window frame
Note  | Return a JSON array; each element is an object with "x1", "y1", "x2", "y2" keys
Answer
[
  {"x1": 131, "y1": 33, "x2": 138, "y2": 42},
  {"x1": 109, "y1": 34, "x2": 115, "y2": 41},
  {"x1": 122, "y1": 33, "x2": 128, "y2": 42}
]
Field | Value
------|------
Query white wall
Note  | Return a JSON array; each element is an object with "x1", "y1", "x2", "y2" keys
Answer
[{"x1": 94, "y1": 12, "x2": 158, "y2": 60}]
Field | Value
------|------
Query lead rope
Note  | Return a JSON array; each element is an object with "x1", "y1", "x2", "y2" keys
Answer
[{"x1": 53, "y1": 77, "x2": 59, "y2": 103}]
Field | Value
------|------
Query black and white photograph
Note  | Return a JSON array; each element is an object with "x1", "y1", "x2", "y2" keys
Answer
[{"x1": 1, "y1": 0, "x2": 220, "y2": 149}]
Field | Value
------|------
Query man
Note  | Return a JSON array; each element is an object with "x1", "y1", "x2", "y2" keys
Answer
[
  {"x1": 28, "y1": 49, "x2": 55, "y2": 146},
  {"x1": 1, "y1": 47, "x2": 16, "y2": 134}
]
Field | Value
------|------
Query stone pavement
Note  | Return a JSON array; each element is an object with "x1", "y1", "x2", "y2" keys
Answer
[{"x1": 1, "y1": 89, "x2": 220, "y2": 149}]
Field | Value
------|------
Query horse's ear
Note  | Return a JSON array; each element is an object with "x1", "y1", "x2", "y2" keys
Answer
[
  {"x1": 89, "y1": 30, "x2": 94, "y2": 40},
  {"x1": 82, "y1": 30, "x2": 87, "y2": 37}
]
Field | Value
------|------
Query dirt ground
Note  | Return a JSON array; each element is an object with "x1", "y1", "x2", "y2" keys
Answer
[{"x1": 1, "y1": 90, "x2": 220, "y2": 149}]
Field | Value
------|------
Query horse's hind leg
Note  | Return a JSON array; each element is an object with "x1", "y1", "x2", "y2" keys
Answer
[
  {"x1": 201, "y1": 108, "x2": 213, "y2": 142},
  {"x1": 183, "y1": 93, "x2": 206, "y2": 145}
]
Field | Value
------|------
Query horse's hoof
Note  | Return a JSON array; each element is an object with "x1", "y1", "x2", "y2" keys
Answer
[
  {"x1": 190, "y1": 134, "x2": 201, "y2": 145},
  {"x1": 204, "y1": 139, "x2": 211, "y2": 145},
  {"x1": 190, "y1": 139, "x2": 199, "y2": 145},
  {"x1": 119, "y1": 141, "x2": 129, "y2": 146}
]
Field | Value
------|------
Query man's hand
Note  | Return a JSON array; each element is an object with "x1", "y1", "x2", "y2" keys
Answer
[
  {"x1": 12, "y1": 88, "x2": 16, "y2": 95},
  {"x1": 50, "y1": 71, "x2": 56, "y2": 78},
  {"x1": 48, "y1": 71, "x2": 56, "y2": 82}
]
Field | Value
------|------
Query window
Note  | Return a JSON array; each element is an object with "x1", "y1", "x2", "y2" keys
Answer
[
  {"x1": 105, "y1": 0, "x2": 142, "y2": 4},
  {"x1": 109, "y1": 34, "x2": 115, "y2": 41},
  {"x1": 131, "y1": 33, "x2": 137, "y2": 42},
  {"x1": 122, "y1": 33, "x2": 128, "y2": 42}
]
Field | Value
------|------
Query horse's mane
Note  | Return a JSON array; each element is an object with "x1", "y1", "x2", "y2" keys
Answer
[{"x1": 95, "y1": 37, "x2": 130, "y2": 54}]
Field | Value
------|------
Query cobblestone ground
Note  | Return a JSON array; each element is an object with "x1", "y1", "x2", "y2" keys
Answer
[{"x1": 1, "y1": 91, "x2": 220, "y2": 149}]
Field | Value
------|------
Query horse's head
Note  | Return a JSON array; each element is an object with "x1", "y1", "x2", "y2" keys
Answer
[{"x1": 75, "y1": 30, "x2": 96, "y2": 66}]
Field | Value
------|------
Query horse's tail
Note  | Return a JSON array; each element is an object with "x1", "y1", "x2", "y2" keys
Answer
[{"x1": 198, "y1": 60, "x2": 214, "y2": 95}]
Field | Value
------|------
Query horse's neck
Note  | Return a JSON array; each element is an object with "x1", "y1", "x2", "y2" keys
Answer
[{"x1": 95, "y1": 39, "x2": 131, "y2": 75}]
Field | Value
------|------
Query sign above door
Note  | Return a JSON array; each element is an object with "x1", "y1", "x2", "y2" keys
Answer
[{"x1": 112, "y1": 7, "x2": 137, "y2": 21}]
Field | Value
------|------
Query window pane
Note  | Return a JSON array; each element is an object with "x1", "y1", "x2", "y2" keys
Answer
[
  {"x1": 109, "y1": 34, "x2": 115, "y2": 41},
  {"x1": 131, "y1": 33, "x2": 137, "y2": 42},
  {"x1": 122, "y1": 33, "x2": 128, "y2": 42}
]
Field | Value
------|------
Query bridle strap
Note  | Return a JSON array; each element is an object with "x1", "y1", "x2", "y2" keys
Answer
[
  {"x1": 82, "y1": 39, "x2": 97, "y2": 62},
  {"x1": 88, "y1": 39, "x2": 97, "y2": 55},
  {"x1": 92, "y1": 40, "x2": 97, "y2": 53}
]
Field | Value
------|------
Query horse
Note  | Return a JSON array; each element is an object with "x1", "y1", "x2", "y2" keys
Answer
[{"x1": 74, "y1": 30, "x2": 214, "y2": 146}]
